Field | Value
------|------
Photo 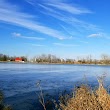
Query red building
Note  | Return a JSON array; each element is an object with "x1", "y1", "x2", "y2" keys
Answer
[{"x1": 15, "y1": 57, "x2": 22, "y2": 62}]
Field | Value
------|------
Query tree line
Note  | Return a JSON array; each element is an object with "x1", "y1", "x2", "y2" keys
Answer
[
  {"x1": 31, "y1": 54, "x2": 110, "y2": 65},
  {"x1": 0, "y1": 54, "x2": 27, "y2": 62},
  {"x1": 1, "y1": 53, "x2": 110, "y2": 65}
]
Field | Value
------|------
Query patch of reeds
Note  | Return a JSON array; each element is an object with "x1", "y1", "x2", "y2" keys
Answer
[{"x1": 59, "y1": 75, "x2": 110, "y2": 110}]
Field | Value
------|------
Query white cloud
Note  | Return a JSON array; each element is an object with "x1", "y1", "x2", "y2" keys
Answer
[
  {"x1": 27, "y1": 0, "x2": 92, "y2": 14},
  {"x1": 88, "y1": 33, "x2": 103, "y2": 38},
  {"x1": 25, "y1": 0, "x2": 99, "y2": 33},
  {"x1": 59, "y1": 24, "x2": 73, "y2": 36},
  {"x1": 38, "y1": 4, "x2": 60, "y2": 14},
  {"x1": 38, "y1": 4, "x2": 99, "y2": 32},
  {"x1": 12, "y1": 32, "x2": 45, "y2": 40},
  {"x1": 0, "y1": 0, "x2": 69, "y2": 40},
  {"x1": 0, "y1": 0, "x2": 104, "y2": 42},
  {"x1": 46, "y1": 2, "x2": 92, "y2": 15},
  {"x1": 53, "y1": 43, "x2": 79, "y2": 47},
  {"x1": 12, "y1": 32, "x2": 21, "y2": 37},
  {"x1": 88, "y1": 33, "x2": 110, "y2": 40}
]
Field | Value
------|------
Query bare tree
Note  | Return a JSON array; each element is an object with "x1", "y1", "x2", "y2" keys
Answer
[{"x1": 101, "y1": 54, "x2": 110, "y2": 64}]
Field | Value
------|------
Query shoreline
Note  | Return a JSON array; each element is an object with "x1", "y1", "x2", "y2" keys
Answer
[{"x1": 0, "y1": 61, "x2": 110, "y2": 66}]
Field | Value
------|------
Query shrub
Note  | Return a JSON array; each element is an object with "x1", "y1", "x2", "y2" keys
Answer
[{"x1": 59, "y1": 77, "x2": 110, "y2": 110}]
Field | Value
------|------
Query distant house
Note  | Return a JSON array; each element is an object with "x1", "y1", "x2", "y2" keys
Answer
[{"x1": 15, "y1": 57, "x2": 22, "y2": 62}]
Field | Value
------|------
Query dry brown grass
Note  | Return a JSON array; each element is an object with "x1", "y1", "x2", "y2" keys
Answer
[{"x1": 59, "y1": 80, "x2": 110, "y2": 110}]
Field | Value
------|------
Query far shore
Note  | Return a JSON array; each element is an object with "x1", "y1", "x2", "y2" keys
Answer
[{"x1": 0, "y1": 61, "x2": 110, "y2": 66}]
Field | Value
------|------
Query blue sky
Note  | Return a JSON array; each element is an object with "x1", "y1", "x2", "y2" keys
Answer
[{"x1": 0, "y1": 0, "x2": 110, "y2": 59}]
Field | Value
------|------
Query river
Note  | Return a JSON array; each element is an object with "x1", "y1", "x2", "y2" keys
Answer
[{"x1": 0, "y1": 63, "x2": 110, "y2": 110}]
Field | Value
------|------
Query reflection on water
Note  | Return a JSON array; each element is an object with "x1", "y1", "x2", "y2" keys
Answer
[{"x1": 0, "y1": 63, "x2": 110, "y2": 110}]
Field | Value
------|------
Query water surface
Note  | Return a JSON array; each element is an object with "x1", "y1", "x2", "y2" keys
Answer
[{"x1": 0, "y1": 63, "x2": 110, "y2": 110}]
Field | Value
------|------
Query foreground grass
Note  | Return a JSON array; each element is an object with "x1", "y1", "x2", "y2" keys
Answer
[
  {"x1": 59, "y1": 85, "x2": 110, "y2": 110},
  {"x1": 59, "y1": 76, "x2": 110, "y2": 110}
]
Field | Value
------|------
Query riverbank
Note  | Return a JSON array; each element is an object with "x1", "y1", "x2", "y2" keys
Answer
[{"x1": 1, "y1": 61, "x2": 110, "y2": 66}]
